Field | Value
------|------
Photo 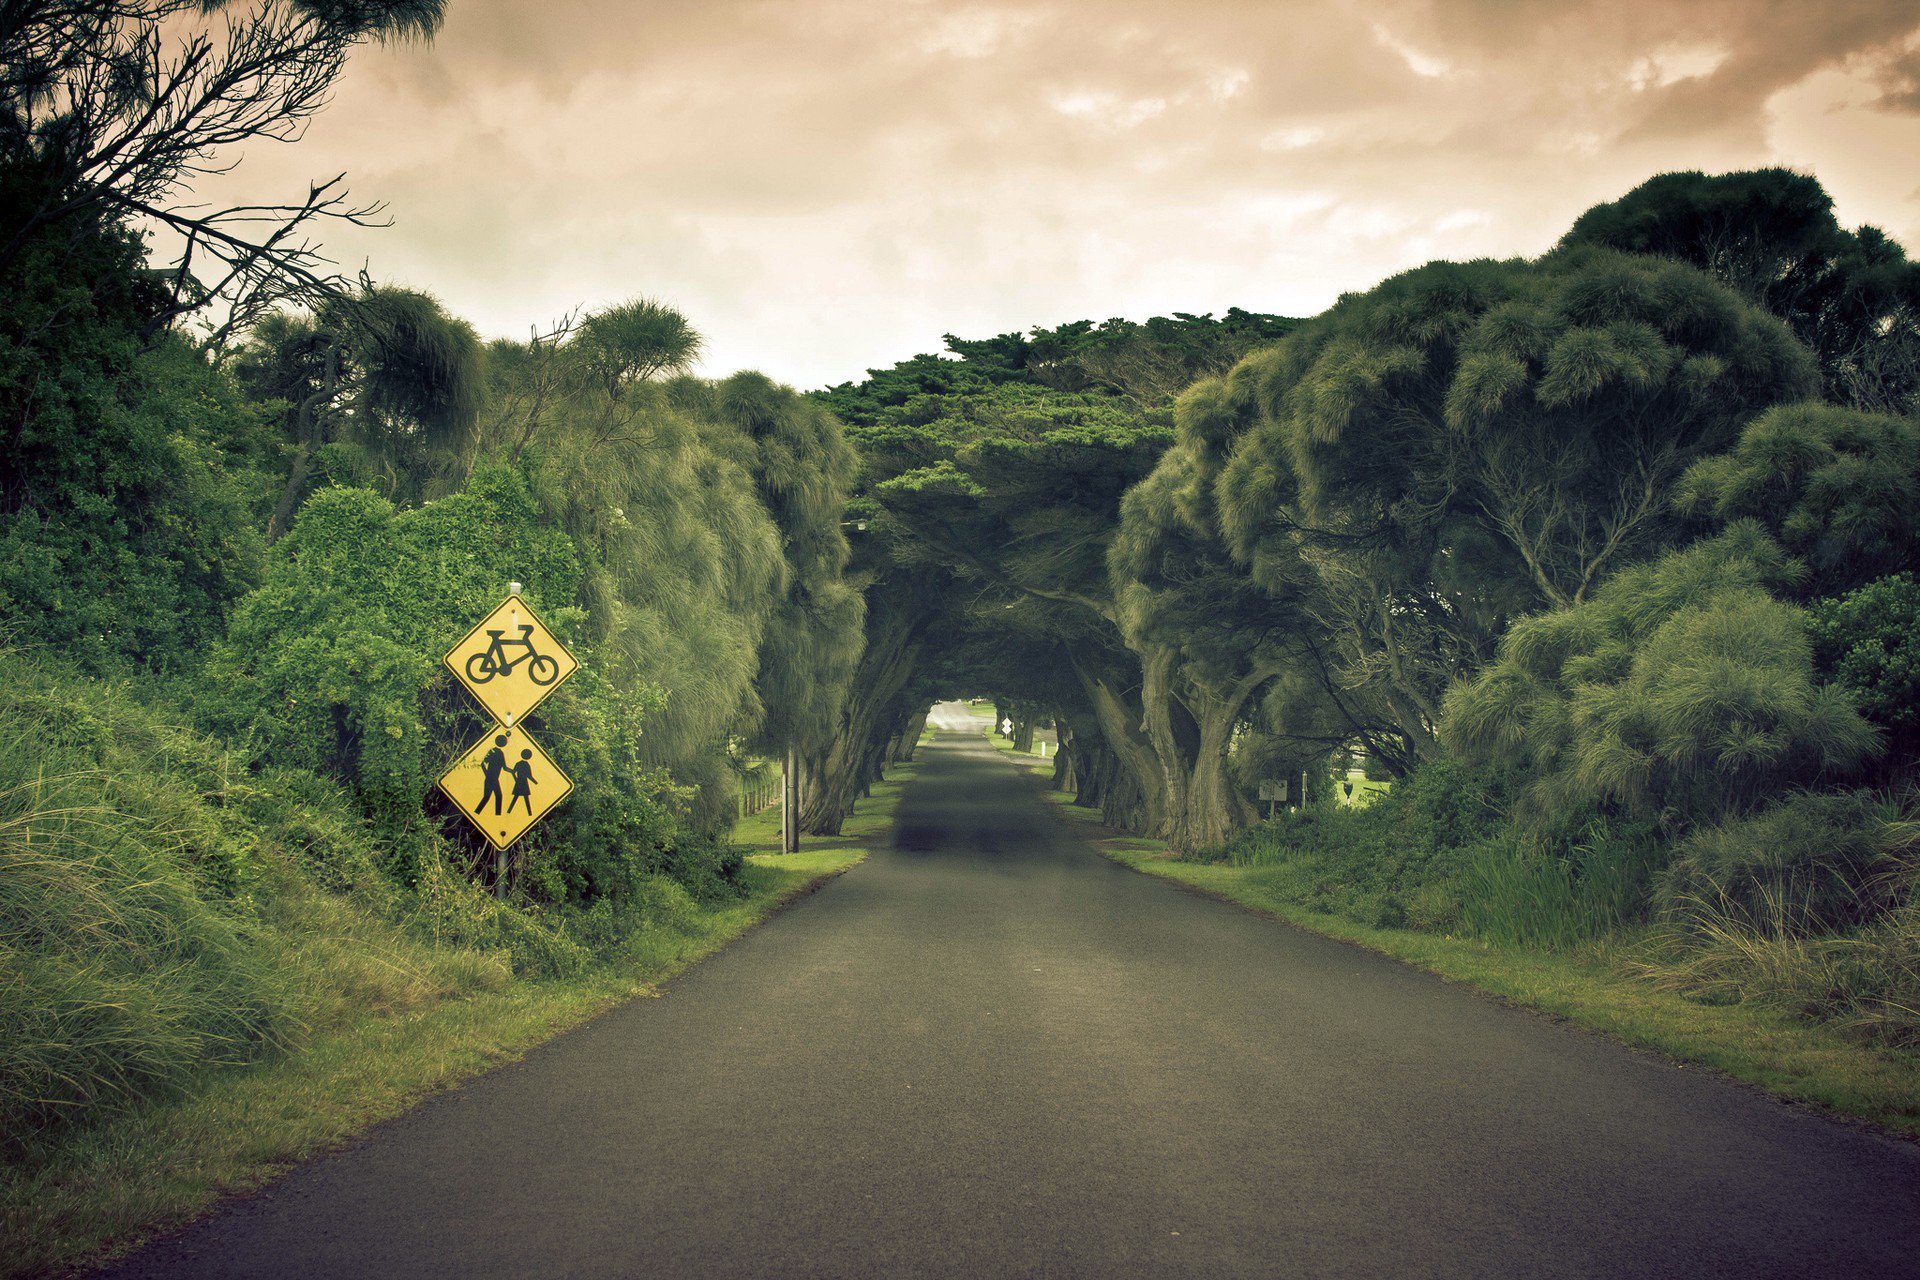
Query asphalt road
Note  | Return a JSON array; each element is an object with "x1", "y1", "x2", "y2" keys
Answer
[{"x1": 97, "y1": 707, "x2": 1920, "y2": 1279}]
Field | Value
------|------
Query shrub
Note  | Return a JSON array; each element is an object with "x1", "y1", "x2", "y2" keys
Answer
[
  {"x1": 1659, "y1": 790, "x2": 1914, "y2": 933},
  {"x1": 1676, "y1": 402, "x2": 1920, "y2": 597},
  {"x1": 1809, "y1": 574, "x2": 1920, "y2": 768},
  {"x1": 1214, "y1": 760, "x2": 1510, "y2": 932},
  {"x1": 206, "y1": 468, "x2": 583, "y2": 850},
  {"x1": 1444, "y1": 524, "x2": 1880, "y2": 828}
]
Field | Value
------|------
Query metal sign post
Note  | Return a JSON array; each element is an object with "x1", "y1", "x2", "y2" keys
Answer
[{"x1": 783, "y1": 747, "x2": 800, "y2": 854}]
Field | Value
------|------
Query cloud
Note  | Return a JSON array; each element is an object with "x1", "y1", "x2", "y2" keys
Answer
[{"x1": 198, "y1": 0, "x2": 1920, "y2": 388}]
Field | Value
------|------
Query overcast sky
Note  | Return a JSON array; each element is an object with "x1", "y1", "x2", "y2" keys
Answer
[{"x1": 222, "y1": 0, "x2": 1920, "y2": 390}]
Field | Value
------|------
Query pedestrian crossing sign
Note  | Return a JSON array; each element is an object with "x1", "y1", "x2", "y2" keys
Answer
[
  {"x1": 437, "y1": 722, "x2": 574, "y2": 850},
  {"x1": 443, "y1": 593, "x2": 579, "y2": 727}
]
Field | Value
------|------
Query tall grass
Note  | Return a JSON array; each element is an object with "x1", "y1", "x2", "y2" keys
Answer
[
  {"x1": 1642, "y1": 862, "x2": 1920, "y2": 1050},
  {"x1": 0, "y1": 654, "x2": 507, "y2": 1147},
  {"x1": 0, "y1": 750, "x2": 293, "y2": 1138},
  {"x1": 1459, "y1": 826, "x2": 1663, "y2": 951}
]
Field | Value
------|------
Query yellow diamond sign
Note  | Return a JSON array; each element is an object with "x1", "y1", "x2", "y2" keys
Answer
[
  {"x1": 437, "y1": 723, "x2": 573, "y2": 850},
  {"x1": 445, "y1": 593, "x2": 578, "y2": 725}
]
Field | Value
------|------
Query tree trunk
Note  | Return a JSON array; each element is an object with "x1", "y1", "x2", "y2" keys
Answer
[
  {"x1": 1072, "y1": 656, "x2": 1164, "y2": 835},
  {"x1": 1168, "y1": 699, "x2": 1255, "y2": 853},
  {"x1": 1137, "y1": 645, "x2": 1192, "y2": 845},
  {"x1": 801, "y1": 631, "x2": 924, "y2": 834},
  {"x1": 1051, "y1": 719, "x2": 1076, "y2": 792},
  {"x1": 266, "y1": 340, "x2": 339, "y2": 545},
  {"x1": 899, "y1": 706, "x2": 930, "y2": 761},
  {"x1": 1140, "y1": 648, "x2": 1272, "y2": 856}
]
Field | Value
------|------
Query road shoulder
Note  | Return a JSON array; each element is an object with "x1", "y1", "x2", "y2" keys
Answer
[
  {"x1": 984, "y1": 731, "x2": 1920, "y2": 1140},
  {"x1": 11, "y1": 766, "x2": 918, "y2": 1280}
]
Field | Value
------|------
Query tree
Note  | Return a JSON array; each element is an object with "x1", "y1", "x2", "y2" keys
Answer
[
  {"x1": 1208, "y1": 248, "x2": 1817, "y2": 767},
  {"x1": 235, "y1": 284, "x2": 485, "y2": 538},
  {"x1": 1563, "y1": 169, "x2": 1920, "y2": 415},
  {"x1": 853, "y1": 379, "x2": 1175, "y2": 832},
  {"x1": 1, "y1": 0, "x2": 446, "y2": 347},
  {"x1": 946, "y1": 309, "x2": 1296, "y2": 404},
  {"x1": 570, "y1": 299, "x2": 702, "y2": 396}
]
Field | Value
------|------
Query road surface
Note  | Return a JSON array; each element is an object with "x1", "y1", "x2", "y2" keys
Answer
[{"x1": 97, "y1": 706, "x2": 1920, "y2": 1278}]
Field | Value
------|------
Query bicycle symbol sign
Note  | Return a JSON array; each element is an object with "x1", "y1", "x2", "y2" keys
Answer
[{"x1": 444, "y1": 593, "x2": 578, "y2": 725}]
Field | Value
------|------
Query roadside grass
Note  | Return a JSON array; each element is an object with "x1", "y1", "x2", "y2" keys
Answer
[
  {"x1": 986, "y1": 725, "x2": 1054, "y2": 763},
  {"x1": 4, "y1": 770, "x2": 914, "y2": 1280},
  {"x1": 730, "y1": 760, "x2": 918, "y2": 858},
  {"x1": 986, "y1": 742, "x2": 1920, "y2": 1137}
]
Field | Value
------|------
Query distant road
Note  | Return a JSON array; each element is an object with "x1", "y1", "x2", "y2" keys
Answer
[{"x1": 97, "y1": 708, "x2": 1920, "y2": 1278}]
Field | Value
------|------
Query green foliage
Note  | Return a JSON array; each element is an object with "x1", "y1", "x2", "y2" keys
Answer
[
  {"x1": 1677, "y1": 403, "x2": 1920, "y2": 597},
  {"x1": 1809, "y1": 574, "x2": 1920, "y2": 756},
  {"x1": 821, "y1": 310, "x2": 1291, "y2": 424},
  {"x1": 234, "y1": 286, "x2": 487, "y2": 529},
  {"x1": 0, "y1": 215, "x2": 275, "y2": 673},
  {"x1": 1660, "y1": 791, "x2": 1913, "y2": 933},
  {"x1": 1217, "y1": 249, "x2": 1815, "y2": 608},
  {"x1": 1444, "y1": 525, "x2": 1880, "y2": 826},
  {"x1": 1642, "y1": 792, "x2": 1920, "y2": 1050},
  {"x1": 487, "y1": 345, "x2": 785, "y2": 824},
  {"x1": 1562, "y1": 168, "x2": 1920, "y2": 415}
]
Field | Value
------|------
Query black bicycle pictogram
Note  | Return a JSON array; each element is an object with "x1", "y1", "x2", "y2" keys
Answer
[{"x1": 465, "y1": 624, "x2": 561, "y2": 686}]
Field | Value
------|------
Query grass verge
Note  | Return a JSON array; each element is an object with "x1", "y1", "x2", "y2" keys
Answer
[
  {"x1": 985, "y1": 732, "x2": 1920, "y2": 1138},
  {"x1": 5, "y1": 768, "x2": 916, "y2": 1280}
]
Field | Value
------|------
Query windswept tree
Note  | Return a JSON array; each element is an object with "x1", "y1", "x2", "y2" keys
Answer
[
  {"x1": 1, "y1": 0, "x2": 448, "y2": 346},
  {"x1": 689, "y1": 372, "x2": 866, "y2": 828},
  {"x1": 234, "y1": 285, "x2": 485, "y2": 536},
  {"x1": 1206, "y1": 248, "x2": 1816, "y2": 766},
  {"x1": 1563, "y1": 169, "x2": 1920, "y2": 416}
]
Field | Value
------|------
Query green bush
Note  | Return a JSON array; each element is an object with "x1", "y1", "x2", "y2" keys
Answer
[
  {"x1": 1810, "y1": 574, "x2": 1920, "y2": 766},
  {"x1": 1676, "y1": 403, "x2": 1920, "y2": 598},
  {"x1": 406, "y1": 858, "x2": 588, "y2": 979},
  {"x1": 1659, "y1": 790, "x2": 1912, "y2": 933},
  {"x1": 1444, "y1": 524, "x2": 1880, "y2": 827},
  {"x1": 206, "y1": 469, "x2": 583, "y2": 850},
  {"x1": 1215, "y1": 760, "x2": 1510, "y2": 932}
]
